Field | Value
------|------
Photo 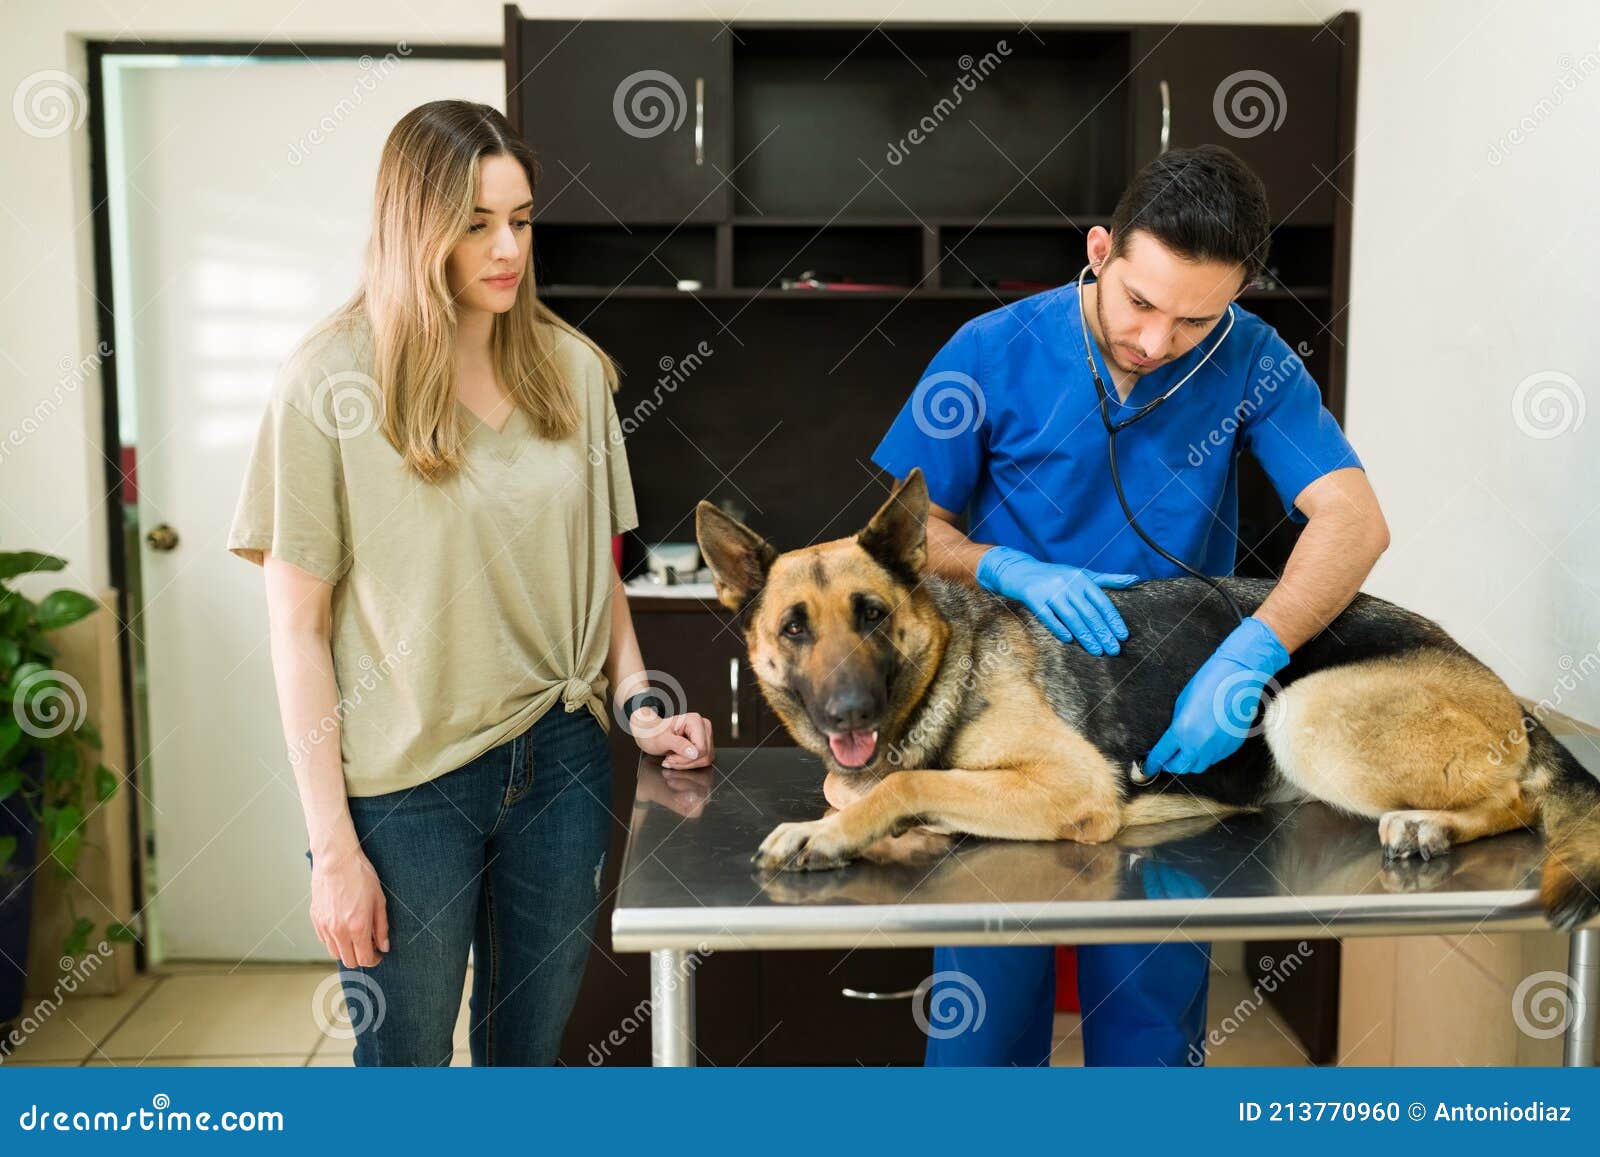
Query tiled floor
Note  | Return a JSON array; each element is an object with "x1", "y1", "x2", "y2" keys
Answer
[{"x1": 2, "y1": 957, "x2": 1306, "y2": 1067}]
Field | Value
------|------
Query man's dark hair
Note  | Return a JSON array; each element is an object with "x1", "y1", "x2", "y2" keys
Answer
[{"x1": 1107, "y1": 144, "x2": 1270, "y2": 286}]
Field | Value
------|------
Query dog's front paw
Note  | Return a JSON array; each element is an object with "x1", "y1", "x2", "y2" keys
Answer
[{"x1": 752, "y1": 818, "x2": 859, "y2": 871}]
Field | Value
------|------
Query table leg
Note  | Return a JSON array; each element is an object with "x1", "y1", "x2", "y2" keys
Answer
[
  {"x1": 1565, "y1": 927, "x2": 1599, "y2": 1067},
  {"x1": 651, "y1": 948, "x2": 697, "y2": 1067}
]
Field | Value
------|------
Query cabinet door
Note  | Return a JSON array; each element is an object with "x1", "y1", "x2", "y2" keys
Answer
[
  {"x1": 512, "y1": 20, "x2": 731, "y2": 224},
  {"x1": 1132, "y1": 23, "x2": 1344, "y2": 225},
  {"x1": 759, "y1": 948, "x2": 935, "y2": 1065}
]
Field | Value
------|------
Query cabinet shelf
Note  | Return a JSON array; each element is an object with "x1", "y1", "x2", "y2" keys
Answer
[{"x1": 540, "y1": 284, "x2": 1332, "y2": 302}]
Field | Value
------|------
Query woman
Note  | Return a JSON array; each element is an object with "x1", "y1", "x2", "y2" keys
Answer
[{"x1": 226, "y1": 100, "x2": 714, "y2": 1066}]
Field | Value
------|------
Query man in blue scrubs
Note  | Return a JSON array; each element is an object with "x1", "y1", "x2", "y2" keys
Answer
[{"x1": 872, "y1": 145, "x2": 1390, "y2": 1067}]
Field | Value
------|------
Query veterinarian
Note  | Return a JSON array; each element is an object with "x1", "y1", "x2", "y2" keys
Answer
[
  {"x1": 228, "y1": 101, "x2": 714, "y2": 1066},
  {"x1": 872, "y1": 144, "x2": 1390, "y2": 1067}
]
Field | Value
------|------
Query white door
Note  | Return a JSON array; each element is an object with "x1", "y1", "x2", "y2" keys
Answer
[{"x1": 107, "y1": 53, "x2": 504, "y2": 960}]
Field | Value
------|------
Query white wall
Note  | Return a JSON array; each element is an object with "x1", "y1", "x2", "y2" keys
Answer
[
  {"x1": 2, "y1": 0, "x2": 1595, "y2": 718},
  {"x1": 1344, "y1": 1, "x2": 1600, "y2": 721}
]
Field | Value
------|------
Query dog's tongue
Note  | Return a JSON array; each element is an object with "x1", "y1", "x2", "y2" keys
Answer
[{"x1": 828, "y1": 729, "x2": 878, "y2": 768}]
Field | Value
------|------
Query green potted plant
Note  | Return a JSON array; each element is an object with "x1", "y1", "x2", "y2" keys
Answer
[{"x1": 1, "y1": 550, "x2": 134, "y2": 1028}]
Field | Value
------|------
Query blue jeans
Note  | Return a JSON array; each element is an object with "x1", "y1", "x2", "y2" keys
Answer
[
  {"x1": 923, "y1": 941, "x2": 1212, "y2": 1066},
  {"x1": 309, "y1": 705, "x2": 613, "y2": 1066}
]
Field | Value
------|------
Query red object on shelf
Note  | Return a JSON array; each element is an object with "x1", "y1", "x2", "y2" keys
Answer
[
  {"x1": 1054, "y1": 946, "x2": 1080, "y2": 1012},
  {"x1": 611, "y1": 534, "x2": 623, "y2": 573}
]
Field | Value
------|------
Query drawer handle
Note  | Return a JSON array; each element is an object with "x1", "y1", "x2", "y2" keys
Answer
[{"x1": 841, "y1": 986, "x2": 918, "y2": 1001}]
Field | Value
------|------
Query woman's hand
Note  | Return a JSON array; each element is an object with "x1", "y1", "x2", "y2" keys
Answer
[
  {"x1": 631, "y1": 707, "x2": 715, "y2": 770},
  {"x1": 310, "y1": 841, "x2": 390, "y2": 968}
]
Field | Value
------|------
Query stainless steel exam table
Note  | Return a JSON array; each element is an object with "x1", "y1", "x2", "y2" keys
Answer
[{"x1": 611, "y1": 746, "x2": 1600, "y2": 1067}]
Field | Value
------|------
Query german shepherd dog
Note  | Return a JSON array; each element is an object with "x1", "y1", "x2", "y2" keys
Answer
[{"x1": 695, "y1": 468, "x2": 1600, "y2": 931}]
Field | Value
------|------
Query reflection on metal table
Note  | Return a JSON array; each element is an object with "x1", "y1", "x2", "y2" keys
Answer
[{"x1": 611, "y1": 745, "x2": 1599, "y2": 1067}]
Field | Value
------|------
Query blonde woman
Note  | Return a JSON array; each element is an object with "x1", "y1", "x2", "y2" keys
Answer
[{"x1": 227, "y1": 100, "x2": 714, "y2": 1066}]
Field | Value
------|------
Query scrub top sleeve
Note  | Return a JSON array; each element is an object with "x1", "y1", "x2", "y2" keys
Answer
[
  {"x1": 870, "y1": 322, "x2": 989, "y2": 515},
  {"x1": 1237, "y1": 326, "x2": 1363, "y2": 524}
]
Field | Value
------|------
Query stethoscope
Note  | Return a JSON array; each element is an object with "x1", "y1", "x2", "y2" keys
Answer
[{"x1": 1074, "y1": 261, "x2": 1247, "y2": 629}]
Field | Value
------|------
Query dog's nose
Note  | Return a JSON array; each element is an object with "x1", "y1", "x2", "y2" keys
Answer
[{"x1": 822, "y1": 689, "x2": 877, "y2": 732}]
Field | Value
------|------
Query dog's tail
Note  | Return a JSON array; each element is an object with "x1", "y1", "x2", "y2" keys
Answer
[{"x1": 1531, "y1": 718, "x2": 1600, "y2": 931}]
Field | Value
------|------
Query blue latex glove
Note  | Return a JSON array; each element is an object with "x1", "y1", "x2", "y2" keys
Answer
[
  {"x1": 1145, "y1": 616, "x2": 1290, "y2": 776},
  {"x1": 975, "y1": 545, "x2": 1138, "y2": 656}
]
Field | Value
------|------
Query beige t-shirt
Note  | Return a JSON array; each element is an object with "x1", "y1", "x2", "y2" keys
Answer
[{"x1": 227, "y1": 311, "x2": 639, "y2": 797}]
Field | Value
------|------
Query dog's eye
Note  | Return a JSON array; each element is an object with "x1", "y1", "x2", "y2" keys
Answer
[
  {"x1": 862, "y1": 604, "x2": 885, "y2": 623},
  {"x1": 782, "y1": 620, "x2": 806, "y2": 638}
]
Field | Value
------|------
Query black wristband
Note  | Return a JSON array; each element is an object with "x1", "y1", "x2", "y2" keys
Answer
[{"x1": 623, "y1": 689, "x2": 670, "y2": 720}]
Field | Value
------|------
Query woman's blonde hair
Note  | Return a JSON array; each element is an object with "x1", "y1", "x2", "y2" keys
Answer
[{"x1": 307, "y1": 99, "x2": 618, "y2": 480}]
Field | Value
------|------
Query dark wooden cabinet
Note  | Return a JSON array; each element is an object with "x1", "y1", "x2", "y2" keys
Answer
[
  {"x1": 515, "y1": 7, "x2": 1358, "y2": 1065},
  {"x1": 759, "y1": 947, "x2": 933, "y2": 1065},
  {"x1": 513, "y1": 20, "x2": 732, "y2": 224},
  {"x1": 1132, "y1": 22, "x2": 1347, "y2": 226}
]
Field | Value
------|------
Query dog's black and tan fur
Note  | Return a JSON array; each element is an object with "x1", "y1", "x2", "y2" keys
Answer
[{"x1": 695, "y1": 468, "x2": 1600, "y2": 931}]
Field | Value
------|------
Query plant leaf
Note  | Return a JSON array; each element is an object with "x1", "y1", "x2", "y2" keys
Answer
[
  {"x1": 49, "y1": 829, "x2": 81, "y2": 871},
  {"x1": 48, "y1": 803, "x2": 83, "y2": 843},
  {"x1": 35, "y1": 590, "x2": 99, "y2": 631},
  {"x1": 77, "y1": 719, "x2": 103, "y2": 749},
  {"x1": 62, "y1": 916, "x2": 92, "y2": 958},
  {"x1": 106, "y1": 921, "x2": 137, "y2": 943},
  {"x1": 0, "y1": 716, "x2": 20, "y2": 763},
  {"x1": 45, "y1": 742, "x2": 81, "y2": 783},
  {"x1": 0, "y1": 768, "x2": 22, "y2": 801},
  {"x1": 0, "y1": 834, "x2": 15, "y2": 870},
  {"x1": 0, "y1": 552, "x2": 67, "y2": 580},
  {"x1": 94, "y1": 764, "x2": 118, "y2": 802},
  {"x1": 0, "y1": 637, "x2": 19, "y2": 669}
]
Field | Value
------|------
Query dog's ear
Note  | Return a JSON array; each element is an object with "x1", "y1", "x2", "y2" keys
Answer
[
  {"x1": 856, "y1": 468, "x2": 929, "y2": 581},
  {"x1": 696, "y1": 500, "x2": 778, "y2": 613}
]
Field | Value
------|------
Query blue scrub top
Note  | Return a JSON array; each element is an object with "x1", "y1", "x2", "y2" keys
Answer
[{"x1": 871, "y1": 282, "x2": 1362, "y2": 578}]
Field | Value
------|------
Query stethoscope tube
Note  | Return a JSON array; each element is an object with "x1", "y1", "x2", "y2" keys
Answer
[{"x1": 1076, "y1": 263, "x2": 1245, "y2": 625}]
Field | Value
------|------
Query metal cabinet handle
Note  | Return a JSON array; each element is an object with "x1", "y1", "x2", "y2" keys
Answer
[
  {"x1": 728, "y1": 656, "x2": 740, "y2": 740},
  {"x1": 1158, "y1": 78, "x2": 1171, "y2": 154},
  {"x1": 841, "y1": 986, "x2": 919, "y2": 1001},
  {"x1": 694, "y1": 76, "x2": 705, "y2": 167}
]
